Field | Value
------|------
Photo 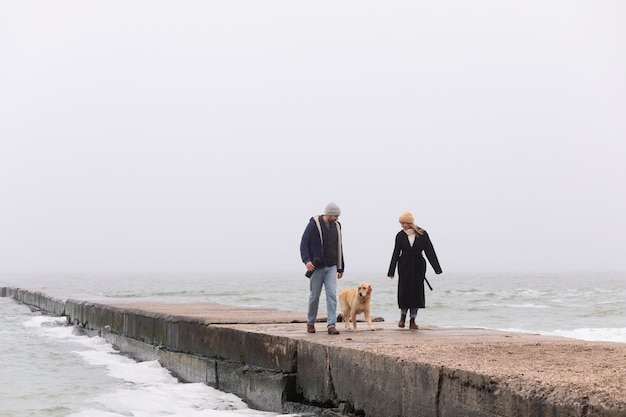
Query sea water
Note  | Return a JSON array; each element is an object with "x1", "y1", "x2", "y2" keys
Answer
[
  {"x1": 0, "y1": 297, "x2": 301, "y2": 417},
  {"x1": 1, "y1": 271, "x2": 625, "y2": 416}
]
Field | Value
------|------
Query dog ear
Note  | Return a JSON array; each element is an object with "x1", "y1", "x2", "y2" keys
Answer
[{"x1": 368, "y1": 284, "x2": 372, "y2": 293}]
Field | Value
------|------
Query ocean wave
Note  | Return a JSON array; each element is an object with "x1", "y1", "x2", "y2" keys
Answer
[{"x1": 541, "y1": 328, "x2": 626, "y2": 344}]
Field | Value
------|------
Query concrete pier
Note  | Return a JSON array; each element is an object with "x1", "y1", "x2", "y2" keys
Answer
[{"x1": 2, "y1": 286, "x2": 625, "y2": 417}]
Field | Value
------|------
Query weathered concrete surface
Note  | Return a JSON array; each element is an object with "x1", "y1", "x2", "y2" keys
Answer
[{"x1": 3, "y1": 286, "x2": 625, "y2": 417}]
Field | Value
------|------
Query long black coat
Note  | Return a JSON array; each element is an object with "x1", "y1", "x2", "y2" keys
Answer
[{"x1": 387, "y1": 230, "x2": 442, "y2": 309}]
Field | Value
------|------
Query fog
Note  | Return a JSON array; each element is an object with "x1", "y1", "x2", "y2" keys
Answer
[{"x1": 2, "y1": 1, "x2": 625, "y2": 276}]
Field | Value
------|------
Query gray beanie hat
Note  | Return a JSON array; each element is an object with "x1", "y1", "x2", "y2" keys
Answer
[{"x1": 324, "y1": 201, "x2": 341, "y2": 216}]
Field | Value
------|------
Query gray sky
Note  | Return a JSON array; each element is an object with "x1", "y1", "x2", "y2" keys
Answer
[{"x1": 2, "y1": 1, "x2": 625, "y2": 276}]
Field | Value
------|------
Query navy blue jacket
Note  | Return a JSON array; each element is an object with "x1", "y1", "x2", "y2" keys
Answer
[{"x1": 300, "y1": 215, "x2": 344, "y2": 273}]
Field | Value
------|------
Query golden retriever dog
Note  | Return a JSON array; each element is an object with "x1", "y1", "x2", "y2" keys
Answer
[{"x1": 338, "y1": 282, "x2": 374, "y2": 331}]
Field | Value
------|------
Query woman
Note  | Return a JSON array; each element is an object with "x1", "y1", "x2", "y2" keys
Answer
[{"x1": 387, "y1": 211, "x2": 442, "y2": 329}]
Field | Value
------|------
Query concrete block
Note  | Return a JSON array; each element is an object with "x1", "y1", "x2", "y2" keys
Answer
[
  {"x1": 123, "y1": 310, "x2": 138, "y2": 339},
  {"x1": 217, "y1": 361, "x2": 296, "y2": 413},
  {"x1": 175, "y1": 320, "x2": 213, "y2": 355},
  {"x1": 331, "y1": 346, "x2": 404, "y2": 417},
  {"x1": 242, "y1": 332, "x2": 298, "y2": 372},
  {"x1": 206, "y1": 326, "x2": 246, "y2": 360},
  {"x1": 165, "y1": 319, "x2": 180, "y2": 351},
  {"x1": 205, "y1": 357, "x2": 218, "y2": 386},
  {"x1": 158, "y1": 350, "x2": 210, "y2": 383},
  {"x1": 438, "y1": 367, "x2": 503, "y2": 417},
  {"x1": 103, "y1": 332, "x2": 159, "y2": 362},
  {"x1": 64, "y1": 300, "x2": 79, "y2": 324},
  {"x1": 296, "y1": 341, "x2": 333, "y2": 405},
  {"x1": 203, "y1": 325, "x2": 297, "y2": 371},
  {"x1": 152, "y1": 315, "x2": 167, "y2": 346},
  {"x1": 399, "y1": 361, "x2": 440, "y2": 417},
  {"x1": 92, "y1": 305, "x2": 113, "y2": 330},
  {"x1": 134, "y1": 312, "x2": 158, "y2": 343},
  {"x1": 66, "y1": 300, "x2": 90, "y2": 327},
  {"x1": 28, "y1": 291, "x2": 65, "y2": 316},
  {"x1": 110, "y1": 308, "x2": 125, "y2": 334}
]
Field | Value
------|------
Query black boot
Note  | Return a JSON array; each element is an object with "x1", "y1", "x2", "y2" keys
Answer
[{"x1": 398, "y1": 314, "x2": 406, "y2": 328}]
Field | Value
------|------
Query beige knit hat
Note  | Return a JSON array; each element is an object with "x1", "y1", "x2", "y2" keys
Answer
[{"x1": 398, "y1": 211, "x2": 414, "y2": 224}]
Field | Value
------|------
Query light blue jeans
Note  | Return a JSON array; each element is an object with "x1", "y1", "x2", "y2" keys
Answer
[
  {"x1": 307, "y1": 265, "x2": 338, "y2": 328},
  {"x1": 401, "y1": 308, "x2": 419, "y2": 319}
]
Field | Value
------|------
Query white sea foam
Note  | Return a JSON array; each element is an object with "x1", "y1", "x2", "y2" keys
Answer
[
  {"x1": 63, "y1": 325, "x2": 300, "y2": 417},
  {"x1": 541, "y1": 327, "x2": 626, "y2": 344},
  {"x1": 497, "y1": 326, "x2": 626, "y2": 344}
]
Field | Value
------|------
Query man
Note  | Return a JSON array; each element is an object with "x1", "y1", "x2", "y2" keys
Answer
[{"x1": 300, "y1": 201, "x2": 344, "y2": 334}]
